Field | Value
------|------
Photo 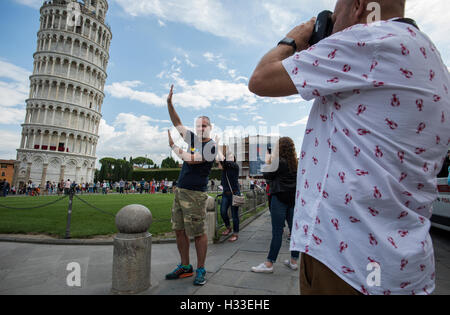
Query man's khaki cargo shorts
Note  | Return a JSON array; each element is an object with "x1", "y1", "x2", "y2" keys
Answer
[{"x1": 171, "y1": 187, "x2": 208, "y2": 237}]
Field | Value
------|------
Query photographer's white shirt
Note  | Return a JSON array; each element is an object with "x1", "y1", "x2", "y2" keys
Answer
[{"x1": 283, "y1": 20, "x2": 450, "y2": 295}]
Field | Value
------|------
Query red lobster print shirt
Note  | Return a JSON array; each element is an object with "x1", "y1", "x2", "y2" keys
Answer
[{"x1": 283, "y1": 20, "x2": 450, "y2": 295}]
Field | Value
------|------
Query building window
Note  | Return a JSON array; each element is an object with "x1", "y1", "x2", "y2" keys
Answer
[
  {"x1": 1, "y1": 164, "x2": 7, "y2": 169},
  {"x1": 1, "y1": 172, "x2": 5, "y2": 177}
]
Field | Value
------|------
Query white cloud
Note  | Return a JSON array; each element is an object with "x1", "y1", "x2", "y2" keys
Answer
[
  {"x1": 0, "y1": 59, "x2": 31, "y2": 125},
  {"x1": 113, "y1": 0, "x2": 337, "y2": 44},
  {"x1": 114, "y1": 0, "x2": 253, "y2": 43},
  {"x1": 251, "y1": 115, "x2": 267, "y2": 125},
  {"x1": 0, "y1": 130, "x2": 21, "y2": 159},
  {"x1": 97, "y1": 114, "x2": 172, "y2": 164},
  {"x1": 277, "y1": 116, "x2": 309, "y2": 128},
  {"x1": 217, "y1": 62, "x2": 227, "y2": 71},
  {"x1": 264, "y1": 95, "x2": 307, "y2": 105},
  {"x1": 105, "y1": 81, "x2": 165, "y2": 106},
  {"x1": 2, "y1": 108, "x2": 27, "y2": 125},
  {"x1": 13, "y1": 0, "x2": 43, "y2": 9},
  {"x1": 156, "y1": 71, "x2": 165, "y2": 79},
  {"x1": 0, "y1": 59, "x2": 31, "y2": 84},
  {"x1": 106, "y1": 78, "x2": 256, "y2": 110},
  {"x1": 405, "y1": 0, "x2": 450, "y2": 54},
  {"x1": 0, "y1": 82, "x2": 29, "y2": 108},
  {"x1": 262, "y1": 2, "x2": 298, "y2": 35},
  {"x1": 203, "y1": 51, "x2": 236, "y2": 76},
  {"x1": 172, "y1": 57, "x2": 181, "y2": 65},
  {"x1": 187, "y1": 79, "x2": 255, "y2": 104},
  {"x1": 184, "y1": 56, "x2": 197, "y2": 68},
  {"x1": 203, "y1": 52, "x2": 217, "y2": 62},
  {"x1": 234, "y1": 76, "x2": 249, "y2": 83},
  {"x1": 228, "y1": 69, "x2": 237, "y2": 78},
  {"x1": 113, "y1": 0, "x2": 449, "y2": 66},
  {"x1": 218, "y1": 113, "x2": 239, "y2": 122}
]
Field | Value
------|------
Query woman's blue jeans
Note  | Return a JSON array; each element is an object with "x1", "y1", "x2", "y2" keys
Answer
[
  {"x1": 220, "y1": 192, "x2": 240, "y2": 233},
  {"x1": 267, "y1": 195, "x2": 299, "y2": 263}
]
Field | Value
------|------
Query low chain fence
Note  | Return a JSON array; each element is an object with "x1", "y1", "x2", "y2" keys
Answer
[{"x1": 0, "y1": 195, "x2": 68, "y2": 210}]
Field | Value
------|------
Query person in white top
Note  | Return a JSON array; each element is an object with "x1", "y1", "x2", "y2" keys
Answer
[
  {"x1": 64, "y1": 179, "x2": 71, "y2": 195},
  {"x1": 249, "y1": 0, "x2": 450, "y2": 295}
]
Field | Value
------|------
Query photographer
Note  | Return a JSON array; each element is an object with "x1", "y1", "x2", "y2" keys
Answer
[
  {"x1": 249, "y1": 0, "x2": 449, "y2": 295},
  {"x1": 251, "y1": 137, "x2": 299, "y2": 273}
]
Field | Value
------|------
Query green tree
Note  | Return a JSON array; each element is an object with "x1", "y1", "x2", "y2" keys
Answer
[
  {"x1": 98, "y1": 157, "x2": 116, "y2": 181},
  {"x1": 161, "y1": 157, "x2": 179, "y2": 169},
  {"x1": 132, "y1": 157, "x2": 155, "y2": 169},
  {"x1": 98, "y1": 157, "x2": 134, "y2": 182},
  {"x1": 94, "y1": 169, "x2": 100, "y2": 182}
]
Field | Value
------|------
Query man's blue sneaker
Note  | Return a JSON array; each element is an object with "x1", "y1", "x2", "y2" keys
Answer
[
  {"x1": 165, "y1": 264, "x2": 193, "y2": 280},
  {"x1": 193, "y1": 267, "x2": 207, "y2": 286}
]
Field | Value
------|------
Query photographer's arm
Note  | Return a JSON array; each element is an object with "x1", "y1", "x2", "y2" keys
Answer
[
  {"x1": 249, "y1": 45, "x2": 297, "y2": 97},
  {"x1": 249, "y1": 18, "x2": 315, "y2": 97}
]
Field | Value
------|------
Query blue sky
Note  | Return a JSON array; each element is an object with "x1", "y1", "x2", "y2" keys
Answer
[{"x1": 1, "y1": 0, "x2": 449, "y2": 165}]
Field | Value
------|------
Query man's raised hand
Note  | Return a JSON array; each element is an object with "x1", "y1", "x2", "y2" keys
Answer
[
  {"x1": 166, "y1": 84, "x2": 186, "y2": 137},
  {"x1": 167, "y1": 84, "x2": 174, "y2": 105}
]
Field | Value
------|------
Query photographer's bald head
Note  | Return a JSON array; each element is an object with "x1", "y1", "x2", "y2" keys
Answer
[{"x1": 332, "y1": 0, "x2": 406, "y2": 34}]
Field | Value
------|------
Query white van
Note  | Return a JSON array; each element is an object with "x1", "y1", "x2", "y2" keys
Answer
[{"x1": 431, "y1": 178, "x2": 450, "y2": 232}]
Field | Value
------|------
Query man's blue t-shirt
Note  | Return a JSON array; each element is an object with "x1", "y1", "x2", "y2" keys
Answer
[{"x1": 177, "y1": 131, "x2": 217, "y2": 192}]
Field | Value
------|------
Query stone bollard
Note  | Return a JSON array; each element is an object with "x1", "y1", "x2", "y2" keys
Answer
[
  {"x1": 112, "y1": 204, "x2": 153, "y2": 295},
  {"x1": 205, "y1": 196, "x2": 216, "y2": 244}
]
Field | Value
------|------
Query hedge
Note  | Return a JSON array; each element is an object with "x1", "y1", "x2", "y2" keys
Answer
[{"x1": 132, "y1": 168, "x2": 223, "y2": 181}]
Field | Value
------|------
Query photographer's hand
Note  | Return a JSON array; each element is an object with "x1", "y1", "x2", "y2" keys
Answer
[{"x1": 286, "y1": 17, "x2": 316, "y2": 52}]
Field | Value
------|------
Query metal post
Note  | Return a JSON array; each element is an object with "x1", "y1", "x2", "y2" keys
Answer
[
  {"x1": 205, "y1": 196, "x2": 216, "y2": 244},
  {"x1": 65, "y1": 189, "x2": 74, "y2": 239},
  {"x1": 215, "y1": 196, "x2": 220, "y2": 240}
]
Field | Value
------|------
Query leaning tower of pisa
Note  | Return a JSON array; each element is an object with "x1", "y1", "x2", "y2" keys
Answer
[{"x1": 14, "y1": 0, "x2": 112, "y2": 188}]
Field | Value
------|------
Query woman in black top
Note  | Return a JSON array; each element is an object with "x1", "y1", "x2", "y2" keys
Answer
[
  {"x1": 218, "y1": 146, "x2": 241, "y2": 242},
  {"x1": 251, "y1": 137, "x2": 299, "y2": 273}
]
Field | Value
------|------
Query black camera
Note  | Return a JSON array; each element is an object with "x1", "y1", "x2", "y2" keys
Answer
[{"x1": 309, "y1": 10, "x2": 334, "y2": 46}]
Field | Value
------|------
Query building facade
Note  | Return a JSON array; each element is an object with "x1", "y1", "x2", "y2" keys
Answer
[
  {"x1": 0, "y1": 160, "x2": 17, "y2": 185},
  {"x1": 228, "y1": 135, "x2": 278, "y2": 179},
  {"x1": 14, "y1": 0, "x2": 111, "y2": 188}
]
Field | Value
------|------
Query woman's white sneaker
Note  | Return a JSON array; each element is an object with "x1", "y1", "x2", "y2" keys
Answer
[
  {"x1": 284, "y1": 260, "x2": 298, "y2": 271},
  {"x1": 251, "y1": 262, "x2": 274, "y2": 273}
]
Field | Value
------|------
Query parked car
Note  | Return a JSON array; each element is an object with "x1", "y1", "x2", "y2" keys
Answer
[{"x1": 431, "y1": 178, "x2": 450, "y2": 232}]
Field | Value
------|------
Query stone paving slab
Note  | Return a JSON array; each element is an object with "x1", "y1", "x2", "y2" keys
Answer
[{"x1": 0, "y1": 210, "x2": 449, "y2": 295}]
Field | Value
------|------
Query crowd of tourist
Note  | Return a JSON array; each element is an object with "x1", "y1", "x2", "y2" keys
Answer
[
  {"x1": 5, "y1": 178, "x2": 174, "y2": 196},
  {"x1": 2, "y1": 178, "x2": 267, "y2": 197}
]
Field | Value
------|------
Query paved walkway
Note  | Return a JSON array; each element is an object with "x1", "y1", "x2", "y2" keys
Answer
[{"x1": 0, "y1": 210, "x2": 449, "y2": 295}]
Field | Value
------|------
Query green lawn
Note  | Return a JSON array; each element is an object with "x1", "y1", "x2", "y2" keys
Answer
[
  {"x1": 0, "y1": 193, "x2": 176, "y2": 238},
  {"x1": 0, "y1": 193, "x2": 267, "y2": 239}
]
